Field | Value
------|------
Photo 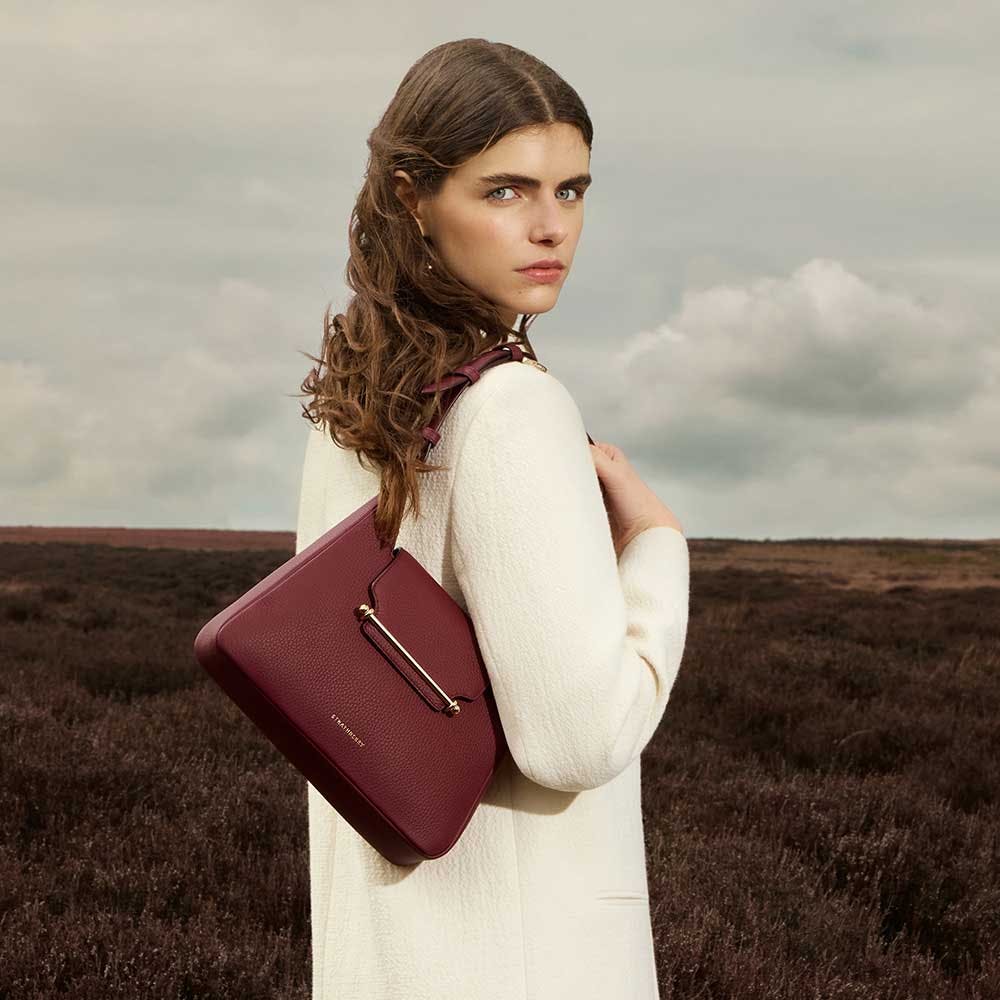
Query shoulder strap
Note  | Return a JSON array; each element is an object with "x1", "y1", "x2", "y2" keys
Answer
[{"x1": 417, "y1": 344, "x2": 595, "y2": 455}]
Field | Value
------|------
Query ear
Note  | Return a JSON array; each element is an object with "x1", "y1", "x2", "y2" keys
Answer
[{"x1": 392, "y1": 170, "x2": 425, "y2": 234}]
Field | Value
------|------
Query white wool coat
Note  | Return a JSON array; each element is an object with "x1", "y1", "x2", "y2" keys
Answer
[{"x1": 294, "y1": 355, "x2": 691, "y2": 1000}]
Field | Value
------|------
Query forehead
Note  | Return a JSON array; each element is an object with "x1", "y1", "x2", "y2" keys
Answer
[{"x1": 452, "y1": 123, "x2": 590, "y2": 183}]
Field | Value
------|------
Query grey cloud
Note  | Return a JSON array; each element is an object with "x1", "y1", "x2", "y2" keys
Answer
[{"x1": 1, "y1": 2, "x2": 998, "y2": 536}]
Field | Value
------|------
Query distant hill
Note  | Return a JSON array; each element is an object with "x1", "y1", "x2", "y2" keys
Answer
[{"x1": 0, "y1": 526, "x2": 294, "y2": 551}]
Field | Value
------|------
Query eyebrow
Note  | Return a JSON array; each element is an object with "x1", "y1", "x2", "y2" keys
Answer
[{"x1": 476, "y1": 171, "x2": 593, "y2": 190}]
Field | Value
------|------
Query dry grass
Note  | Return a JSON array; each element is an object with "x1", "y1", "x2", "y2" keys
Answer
[{"x1": 1, "y1": 530, "x2": 997, "y2": 999}]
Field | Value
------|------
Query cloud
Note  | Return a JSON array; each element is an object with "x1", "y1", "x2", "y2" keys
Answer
[
  {"x1": 621, "y1": 258, "x2": 989, "y2": 419},
  {"x1": 596, "y1": 257, "x2": 999, "y2": 535},
  {"x1": 1, "y1": 277, "x2": 308, "y2": 527},
  {"x1": 0, "y1": 361, "x2": 74, "y2": 490},
  {"x1": 2, "y1": 4, "x2": 998, "y2": 536}
]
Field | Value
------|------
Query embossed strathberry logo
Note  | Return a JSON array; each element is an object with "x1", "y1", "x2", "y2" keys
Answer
[{"x1": 330, "y1": 711, "x2": 365, "y2": 747}]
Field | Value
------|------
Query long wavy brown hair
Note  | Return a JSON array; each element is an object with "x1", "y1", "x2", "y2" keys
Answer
[{"x1": 296, "y1": 38, "x2": 593, "y2": 549}]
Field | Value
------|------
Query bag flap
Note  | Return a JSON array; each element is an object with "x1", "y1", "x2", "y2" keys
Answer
[{"x1": 359, "y1": 547, "x2": 490, "y2": 712}]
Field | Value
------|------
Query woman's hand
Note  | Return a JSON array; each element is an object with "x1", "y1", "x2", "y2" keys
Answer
[{"x1": 589, "y1": 440, "x2": 684, "y2": 558}]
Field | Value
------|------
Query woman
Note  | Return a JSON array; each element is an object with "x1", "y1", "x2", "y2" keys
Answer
[{"x1": 295, "y1": 37, "x2": 689, "y2": 1000}]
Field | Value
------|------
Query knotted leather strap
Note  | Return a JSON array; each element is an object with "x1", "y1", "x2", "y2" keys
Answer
[{"x1": 417, "y1": 344, "x2": 594, "y2": 454}]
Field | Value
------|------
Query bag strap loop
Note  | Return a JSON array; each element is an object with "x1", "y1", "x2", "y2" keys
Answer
[
  {"x1": 417, "y1": 344, "x2": 524, "y2": 452},
  {"x1": 417, "y1": 343, "x2": 594, "y2": 453}
]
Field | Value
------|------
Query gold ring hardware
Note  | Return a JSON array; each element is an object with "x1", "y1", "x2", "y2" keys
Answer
[
  {"x1": 520, "y1": 356, "x2": 547, "y2": 372},
  {"x1": 355, "y1": 604, "x2": 461, "y2": 716}
]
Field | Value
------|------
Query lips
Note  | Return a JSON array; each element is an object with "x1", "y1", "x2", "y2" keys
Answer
[
  {"x1": 517, "y1": 258, "x2": 564, "y2": 271},
  {"x1": 516, "y1": 264, "x2": 564, "y2": 284}
]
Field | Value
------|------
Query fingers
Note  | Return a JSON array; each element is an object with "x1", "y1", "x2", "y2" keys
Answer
[{"x1": 590, "y1": 441, "x2": 624, "y2": 463}]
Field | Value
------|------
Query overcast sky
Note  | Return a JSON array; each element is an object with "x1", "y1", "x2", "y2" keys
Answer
[{"x1": 3, "y1": 2, "x2": 998, "y2": 540}]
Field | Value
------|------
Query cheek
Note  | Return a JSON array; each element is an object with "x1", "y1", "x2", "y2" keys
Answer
[
  {"x1": 450, "y1": 208, "x2": 513, "y2": 257},
  {"x1": 481, "y1": 211, "x2": 515, "y2": 244}
]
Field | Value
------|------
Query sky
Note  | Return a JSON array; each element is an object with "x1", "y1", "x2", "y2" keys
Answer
[{"x1": 2, "y1": 1, "x2": 998, "y2": 540}]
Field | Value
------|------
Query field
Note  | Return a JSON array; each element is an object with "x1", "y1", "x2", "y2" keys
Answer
[{"x1": 1, "y1": 528, "x2": 998, "y2": 999}]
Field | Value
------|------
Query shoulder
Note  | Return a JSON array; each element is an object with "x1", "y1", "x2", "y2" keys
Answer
[
  {"x1": 443, "y1": 359, "x2": 590, "y2": 475},
  {"x1": 461, "y1": 359, "x2": 581, "y2": 429}
]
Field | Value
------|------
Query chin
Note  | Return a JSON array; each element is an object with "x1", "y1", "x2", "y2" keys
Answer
[
  {"x1": 528, "y1": 301, "x2": 557, "y2": 316},
  {"x1": 524, "y1": 295, "x2": 559, "y2": 315},
  {"x1": 518, "y1": 287, "x2": 561, "y2": 308}
]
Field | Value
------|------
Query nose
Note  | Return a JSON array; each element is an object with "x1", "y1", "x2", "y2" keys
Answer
[{"x1": 528, "y1": 201, "x2": 569, "y2": 245}]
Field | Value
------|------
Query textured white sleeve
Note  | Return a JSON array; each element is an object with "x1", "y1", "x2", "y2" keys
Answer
[
  {"x1": 295, "y1": 423, "x2": 327, "y2": 556},
  {"x1": 449, "y1": 368, "x2": 690, "y2": 792}
]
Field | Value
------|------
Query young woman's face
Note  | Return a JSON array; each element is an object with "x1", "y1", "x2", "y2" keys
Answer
[{"x1": 393, "y1": 123, "x2": 591, "y2": 330}]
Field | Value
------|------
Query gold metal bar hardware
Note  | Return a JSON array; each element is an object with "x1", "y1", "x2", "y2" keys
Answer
[{"x1": 355, "y1": 604, "x2": 461, "y2": 716}]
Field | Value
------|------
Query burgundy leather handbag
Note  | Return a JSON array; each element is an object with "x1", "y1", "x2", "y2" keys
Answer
[{"x1": 193, "y1": 342, "x2": 595, "y2": 865}]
